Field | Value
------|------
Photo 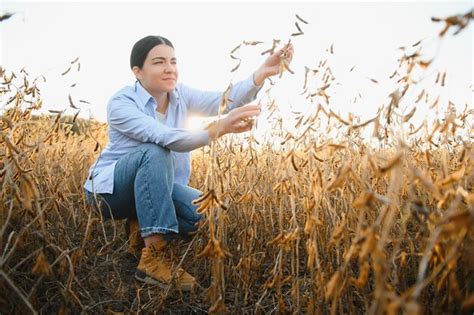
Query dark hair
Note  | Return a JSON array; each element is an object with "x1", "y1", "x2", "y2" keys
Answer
[{"x1": 130, "y1": 35, "x2": 174, "y2": 69}]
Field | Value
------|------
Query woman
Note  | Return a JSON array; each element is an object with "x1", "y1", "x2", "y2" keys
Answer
[{"x1": 84, "y1": 35, "x2": 294, "y2": 290}]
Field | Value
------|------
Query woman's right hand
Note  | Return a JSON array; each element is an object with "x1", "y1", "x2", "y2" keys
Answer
[{"x1": 207, "y1": 103, "x2": 261, "y2": 140}]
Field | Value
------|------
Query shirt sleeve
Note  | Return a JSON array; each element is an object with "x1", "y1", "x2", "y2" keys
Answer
[
  {"x1": 181, "y1": 73, "x2": 264, "y2": 116},
  {"x1": 107, "y1": 95, "x2": 210, "y2": 152}
]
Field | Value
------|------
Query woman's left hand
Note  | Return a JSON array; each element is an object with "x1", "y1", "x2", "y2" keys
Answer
[{"x1": 253, "y1": 43, "x2": 294, "y2": 86}]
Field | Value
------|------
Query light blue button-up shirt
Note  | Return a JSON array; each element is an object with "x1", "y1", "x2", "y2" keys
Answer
[{"x1": 84, "y1": 74, "x2": 262, "y2": 194}]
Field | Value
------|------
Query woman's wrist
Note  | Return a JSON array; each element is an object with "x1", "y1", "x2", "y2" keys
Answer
[
  {"x1": 253, "y1": 67, "x2": 267, "y2": 87},
  {"x1": 206, "y1": 120, "x2": 226, "y2": 141}
]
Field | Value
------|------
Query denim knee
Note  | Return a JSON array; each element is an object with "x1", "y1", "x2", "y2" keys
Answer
[{"x1": 137, "y1": 143, "x2": 173, "y2": 167}]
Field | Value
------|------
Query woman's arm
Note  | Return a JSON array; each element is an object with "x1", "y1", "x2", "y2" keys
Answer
[
  {"x1": 108, "y1": 95, "x2": 261, "y2": 150},
  {"x1": 181, "y1": 73, "x2": 263, "y2": 117},
  {"x1": 182, "y1": 43, "x2": 294, "y2": 117},
  {"x1": 107, "y1": 95, "x2": 210, "y2": 152}
]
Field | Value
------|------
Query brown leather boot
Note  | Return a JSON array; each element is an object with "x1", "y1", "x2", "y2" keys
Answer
[
  {"x1": 125, "y1": 218, "x2": 144, "y2": 255},
  {"x1": 134, "y1": 237, "x2": 196, "y2": 291}
]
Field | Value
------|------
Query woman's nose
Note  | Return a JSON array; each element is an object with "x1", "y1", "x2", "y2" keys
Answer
[{"x1": 165, "y1": 63, "x2": 175, "y2": 73}]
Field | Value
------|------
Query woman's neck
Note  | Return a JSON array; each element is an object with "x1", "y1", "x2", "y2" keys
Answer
[
  {"x1": 153, "y1": 92, "x2": 169, "y2": 114},
  {"x1": 139, "y1": 81, "x2": 169, "y2": 114}
]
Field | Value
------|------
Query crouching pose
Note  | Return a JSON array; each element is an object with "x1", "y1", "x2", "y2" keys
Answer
[{"x1": 84, "y1": 35, "x2": 294, "y2": 290}]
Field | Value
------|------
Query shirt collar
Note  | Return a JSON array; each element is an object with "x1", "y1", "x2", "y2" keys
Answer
[
  {"x1": 134, "y1": 80, "x2": 154, "y2": 109},
  {"x1": 134, "y1": 80, "x2": 179, "y2": 110}
]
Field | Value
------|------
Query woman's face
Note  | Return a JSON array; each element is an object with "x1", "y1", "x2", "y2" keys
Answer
[{"x1": 133, "y1": 44, "x2": 178, "y2": 94}]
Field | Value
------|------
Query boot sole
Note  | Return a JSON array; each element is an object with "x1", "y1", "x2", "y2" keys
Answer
[{"x1": 134, "y1": 270, "x2": 195, "y2": 291}]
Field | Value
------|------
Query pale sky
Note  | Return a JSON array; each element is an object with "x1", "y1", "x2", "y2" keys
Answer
[{"x1": 1, "y1": 0, "x2": 472, "y2": 134}]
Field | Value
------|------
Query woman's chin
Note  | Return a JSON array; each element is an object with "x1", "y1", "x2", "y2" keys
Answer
[{"x1": 159, "y1": 83, "x2": 177, "y2": 92}]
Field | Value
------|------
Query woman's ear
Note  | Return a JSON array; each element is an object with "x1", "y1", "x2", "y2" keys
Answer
[{"x1": 132, "y1": 66, "x2": 142, "y2": 80}]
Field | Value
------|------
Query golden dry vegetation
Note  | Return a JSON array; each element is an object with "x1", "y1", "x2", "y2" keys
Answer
[{"x1": 0, "y1": 10, "x2": 473, "y2": 315}]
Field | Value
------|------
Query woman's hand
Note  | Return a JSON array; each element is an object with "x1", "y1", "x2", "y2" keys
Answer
[
  {"x1": 253, "y1": 43, "x2": 295, "y2": 86},
  {"x1": 207, "y1": 104, "x2": 261, "y2": 140}
]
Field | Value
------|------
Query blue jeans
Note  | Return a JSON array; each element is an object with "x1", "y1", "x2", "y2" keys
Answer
[{"x1": 84, "y1": 143, "x2": 202, "y2": 238}]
